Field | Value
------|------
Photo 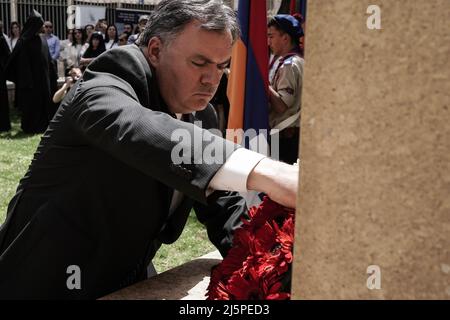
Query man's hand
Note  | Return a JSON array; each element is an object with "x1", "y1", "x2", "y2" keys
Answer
[{"x1": 247, "y1": 158, "x2": 299, "y2": 209}]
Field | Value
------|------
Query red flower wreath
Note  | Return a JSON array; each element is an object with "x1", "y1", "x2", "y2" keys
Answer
[{"x1": 206, "y1": 196, "x2": 295, "y2": 300}]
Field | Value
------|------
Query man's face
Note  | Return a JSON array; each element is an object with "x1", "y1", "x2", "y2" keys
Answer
[
  {"x1": 148, "y1": 21, "x2": 232, "y2": 114},
  {"x1": 44, "y1": 22, "x2": 53, "y2": 35},
  {"x1": 124, "y1": 24, "x2": 132, "y2": 34},
  {"x1": 268, "y1": 26, "x2": 286, "y2": 56}
]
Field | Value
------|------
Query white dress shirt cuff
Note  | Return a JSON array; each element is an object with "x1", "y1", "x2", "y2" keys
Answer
[{"x1": 208, "y1": 148, "x2": 266, "y2": 193}]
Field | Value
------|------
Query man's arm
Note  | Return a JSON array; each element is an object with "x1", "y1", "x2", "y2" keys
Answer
[
  {"x1": 269, "y1": 85, "x2": 289, "y2": 114},
  {"x1": 69, "y1": 83, "x2": 298, "y2": 208},
  {"x1": 52, "y1": 78, "x2": 72, "y2": 103},
  {"x1": 195, "y1": 155, "x2": 299, "y2": 257},
  {"x1": 67, "y1": 85, "x2": 238, "y2": 205},
  {"x1": 208, "y1": 148, "x2": 299, "y2": 209}
]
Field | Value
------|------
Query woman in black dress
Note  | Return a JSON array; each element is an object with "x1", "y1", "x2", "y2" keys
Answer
[
  {"x1": 80, "y1": 32, "x2": 106, "y2": 70},
  {"x1": 5, "y1": 10, "x2": 53, "y2": 134},
  {"x1": 0, "y1": 24, "x2": 11, "y2": 132}
]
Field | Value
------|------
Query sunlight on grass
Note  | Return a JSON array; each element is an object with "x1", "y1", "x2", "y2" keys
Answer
[
  {"x1": 153, "y1": 212, "x2": 215, "y2": 273},
  {"x1": 0, "y1": 111, "x2": 41, "y2": 223}
]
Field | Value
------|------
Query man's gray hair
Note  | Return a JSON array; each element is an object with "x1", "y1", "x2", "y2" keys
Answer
[{"x1": 137, "y1": 0, "x2": 240, "y2": 46}]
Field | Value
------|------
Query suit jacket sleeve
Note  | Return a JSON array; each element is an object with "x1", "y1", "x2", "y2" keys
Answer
[
  {"x1": 67, "y1": 85, "x2": 239, "y2": 204},
  {"x1": 193, "y1": 191, "x2": 249, "y2": 257}
]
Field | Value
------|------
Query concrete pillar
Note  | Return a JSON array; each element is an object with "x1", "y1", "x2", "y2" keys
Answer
[{"x1": 292, "y1": 0, "x2": 450, "y2": 299}]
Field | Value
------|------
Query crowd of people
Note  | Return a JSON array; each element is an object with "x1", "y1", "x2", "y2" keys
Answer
[
  {"x1": 1, "y1": 7, "x2": 304, "y2": 163},
  {"x1": 0, "y1": 13, "x2": 150, "y2": 134},
  {"x1": 0, "y1": 12, "x2": 304, "y2": 163}
]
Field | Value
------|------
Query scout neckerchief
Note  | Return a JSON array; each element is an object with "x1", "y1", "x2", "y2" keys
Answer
[{"x1": 273, "y1": 51, "x2": 300, "y2": 84}]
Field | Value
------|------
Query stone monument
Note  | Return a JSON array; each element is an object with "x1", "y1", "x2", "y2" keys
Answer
[{"x1": 292, "y1": 0, "x2": 449, "y2": 299}]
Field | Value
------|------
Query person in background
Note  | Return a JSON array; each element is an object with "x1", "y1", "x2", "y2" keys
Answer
[
  {"x1": 43, "y1": 21, "x2": 60, "y2": 62},
  {"x1": 84, "y1": 24, "x2": 94, "y2": 43},
  {"x1": 58, "y1": 29, "x2": 74, "y2": 80},
  {"x1": 95, "y1": 19, "x2": 108, "y2": 38},
  {"x1": 5, "y1": 10, "x2": 54, "y2": 134},
  {"x1": 127, "y1": 15, "x2": 149, "y2": 44},
  {"x1": 80, "y1": 32, "x2": 106, "y2": 69},
  {"x1": 52, "y1": 66, "x2": 81, "y2": 104},
  {"x1": 0, "y1": 22, "x2": 11, "y2": 132},
  {"x1": 267, "y1": 14, "x2": 304, "y2": 164},
  {"x1": 123, "y1": 23, "x2": 133, "y2": 36},
  {"x1": 59, "y1": 29, "x2": 73, "y2": 53},
  {"x1": 62, "y1": 28, "x2": 85, "y2": 69},
  {"x1": 8, "y1": 21, "x2": 21, "y2": 51},
  {"x1": 43, "y1": 20, "x2": 59, "y2": 119},
  {"x1": 80, "y1": 24, "x2": 94, "y2": 58},
  {"x1": 105, "y1": 24, "x2": 119, "y2": 50},
  {"x1": 118, "y1": 32, "x2": 129, "y2": 46}
]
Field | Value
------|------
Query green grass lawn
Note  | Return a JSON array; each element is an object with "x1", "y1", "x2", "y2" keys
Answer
[
  {"x1": 0, "y1": 108, "x2": 215, "y2": 273},
  {"x1": 0, "y1": 111, "x2": 41, "y2": 222}
]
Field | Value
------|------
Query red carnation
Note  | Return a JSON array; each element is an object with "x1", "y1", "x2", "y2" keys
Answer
[{"x1": 206, "y1": 196, "x2": 295, "y2": 300}]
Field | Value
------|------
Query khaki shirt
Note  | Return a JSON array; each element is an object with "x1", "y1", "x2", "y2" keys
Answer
[{"x1": 269, "y1": 54, "x2": 304, "y2": 129}]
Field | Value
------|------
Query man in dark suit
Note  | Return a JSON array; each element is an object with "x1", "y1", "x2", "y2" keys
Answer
[{"x1": 0, "y1": 0, "x2": 299, "y2": 299}]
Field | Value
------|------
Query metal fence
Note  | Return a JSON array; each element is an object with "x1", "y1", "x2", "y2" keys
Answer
[
  {"x1": 0, "y1": 0, "x2": 282, "y2": 40},
  {"x1": 0, "y1": 0, "x2": 156, "y2": 39},
  {"x1": 0, "y1": 0, "x2": 12, "y2": 34}
]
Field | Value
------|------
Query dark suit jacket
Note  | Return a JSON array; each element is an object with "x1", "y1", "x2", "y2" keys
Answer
[{"x1": 0, "y1": 45, "x2": 247, "y2": 299}]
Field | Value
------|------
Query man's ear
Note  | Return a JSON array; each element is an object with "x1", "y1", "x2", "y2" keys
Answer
[{"x1": 147, "y1": 36, "x2": 163, "y2": 67}]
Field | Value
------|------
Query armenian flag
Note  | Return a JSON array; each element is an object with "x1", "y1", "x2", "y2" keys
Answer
[
  {"x1": 290, "y1": 0, "x2": 308, "y2": 16},
  {"x1": 226, "y1": 0, "x2": 269, "y2": 150}
]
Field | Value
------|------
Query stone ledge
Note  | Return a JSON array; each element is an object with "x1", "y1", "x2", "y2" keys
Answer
[{"x1": 101, "y1": 251, "x2": 222, "y2": 300}]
